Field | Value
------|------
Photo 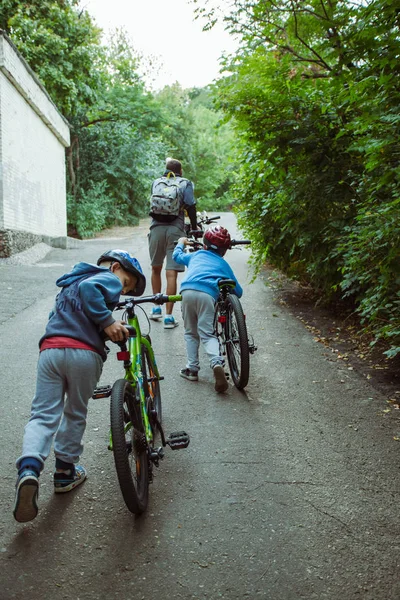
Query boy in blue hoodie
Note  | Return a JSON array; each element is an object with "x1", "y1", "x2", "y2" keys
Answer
[
  {"x1": 13, "y1": 249, "x2": 146, "y2": 523},
  {"x1": 172, "y1": 225, "x2": 243, "y2": 393}
]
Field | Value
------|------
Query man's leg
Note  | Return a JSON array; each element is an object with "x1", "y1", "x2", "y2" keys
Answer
[
  {"x1": 165, "y1": 269, "x2": 178, "y2": 315},
  {"x1": 151, "y1": 265, "x2": 162, "y2": 294},
  {"x1": 165, "y1": 225, "x2": 185, "y2": 318},
  {"x1": 148, "y1": 226, "x2": 166, "y2": 320}
]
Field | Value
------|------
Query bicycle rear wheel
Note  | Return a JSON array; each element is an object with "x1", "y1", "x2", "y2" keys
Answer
[
  {"x1": 110, "y1": 379, "x2": 149, "y2": 514},
  {"x1": 224, "y1": 294, "x2": 250, "y2": 390},
  {"x1": 142, "y1": 340, "x2": 162, "y2": 435}
]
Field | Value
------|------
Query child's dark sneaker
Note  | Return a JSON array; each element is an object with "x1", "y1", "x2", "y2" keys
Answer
[
  {"x1": 213, "y1": 365, "x2": 229, "y2": 393},
  {"x1": 13, "y1": 470, "x2": 39, "y2": 523},
  {"x1": 180, "y1": 368, "x2": 199, "y2": 381},
  {"x1": 54, "y1": 464, "x2": 87, "y2": 493}
]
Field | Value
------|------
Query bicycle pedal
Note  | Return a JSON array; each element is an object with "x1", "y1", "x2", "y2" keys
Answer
[
  {"x1": 166, "y1": 431, "x2": 190, "y2": 450},
  {"x1": 92, "y1": 385, "x2": 112, "y2": 399}
]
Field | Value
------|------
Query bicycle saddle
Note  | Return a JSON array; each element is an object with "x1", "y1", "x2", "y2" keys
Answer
[{"x1": 218, "y1": 279, "x2": 236, "y2": 288}]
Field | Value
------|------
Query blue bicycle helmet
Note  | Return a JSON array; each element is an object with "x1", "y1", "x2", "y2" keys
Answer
[{"x1": 97, "y1": 249, "x2": 146, "y2": 296}]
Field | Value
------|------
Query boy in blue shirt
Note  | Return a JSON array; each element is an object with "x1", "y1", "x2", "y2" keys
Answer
[
  {"x1": 172, "y1": 226, "x2": 243, "y2": 393},
  {"x1": 13, "y1": 249, "x2": 146, "y2": 523}
]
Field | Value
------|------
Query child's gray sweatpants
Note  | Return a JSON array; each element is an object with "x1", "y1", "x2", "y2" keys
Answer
[
  {"x1": 16, "y1": 348, "x2": 103, "y2": 470},
  {"x1": 181, "y1": 289, "x2": 224, "y2": 372}
]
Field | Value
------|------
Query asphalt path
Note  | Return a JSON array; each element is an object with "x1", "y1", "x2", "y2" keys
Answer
[{"x1": 0, "y1": 213, "x2": 399, "y2": 600}]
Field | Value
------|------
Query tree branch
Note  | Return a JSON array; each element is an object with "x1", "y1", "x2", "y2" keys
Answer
[
  {"x1": 290, "y1": 1, "x2": 333, "y2": 71},
  {"x1": 83, "y1": 116, "x2": 118, "y2": 127}
]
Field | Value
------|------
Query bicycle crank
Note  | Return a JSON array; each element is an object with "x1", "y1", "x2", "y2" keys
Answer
[
  {"x1": 149, "y1": 447, "x2": 165, "y2": 467},
  {"x1": 248, "y1": 334, "x2": 258, "y2": 354}
]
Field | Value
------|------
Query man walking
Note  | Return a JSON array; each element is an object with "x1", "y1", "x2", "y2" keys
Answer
[{"x1": 148, "y1": 157, "x2": 198, "y2": 328}]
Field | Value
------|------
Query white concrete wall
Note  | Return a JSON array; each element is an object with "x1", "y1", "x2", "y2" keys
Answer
[{"x1": 0, "y1": 33, "x2": 70, "y2": 238}]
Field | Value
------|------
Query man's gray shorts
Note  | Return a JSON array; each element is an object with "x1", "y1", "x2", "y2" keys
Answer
[{"x1": 148, "y1": 224, "x2": 185, "y2": 271}]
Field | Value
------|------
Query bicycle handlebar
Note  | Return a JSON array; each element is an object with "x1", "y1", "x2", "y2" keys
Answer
[
  {"x1": 230, "y1": 240, "x2": 251, "y2": 246},
  {"x1": 115, "y1": 293, "x2": 182, "y2": 310},
  {"x1": 185, "y1": 239, "x2": 251, "y2": 249},
  {"x1": 197, "y1": 215, "x2": 220, "y2": 225}
]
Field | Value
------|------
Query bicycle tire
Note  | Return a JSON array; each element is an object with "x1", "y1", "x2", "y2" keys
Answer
[
  {"x1": 110, "y1": 379, "x2": 149, "y2": 514},
  {"x1": 225, "y1": 294, "x2": 250, "y2": 389},
  {"x1": 141, "y1": 343, "x2": 162, "y2": 434}
]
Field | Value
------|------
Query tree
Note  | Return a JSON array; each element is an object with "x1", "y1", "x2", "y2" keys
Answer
[
  {"x1": 1, "y1": 0, "x2": 104, "y2": 117},
  {"x1": 197, "y1": 0, "x2": 400, "y2": 357}
]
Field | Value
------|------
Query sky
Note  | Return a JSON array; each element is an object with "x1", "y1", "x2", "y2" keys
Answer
[{"x1": 85, "y1": 0, "x2": 237, "y2": 90}]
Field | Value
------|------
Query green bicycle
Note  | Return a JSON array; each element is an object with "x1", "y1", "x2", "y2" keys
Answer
[{"x1": 93, "y1": 293, "x2": 189, "y2": 515}]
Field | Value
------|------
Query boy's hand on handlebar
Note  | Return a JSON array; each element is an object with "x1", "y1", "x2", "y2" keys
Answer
[
  {"x1": 178, "y1": 237, "x2": 191, "y2": 246},
  {"x1": 104, "y1": 320, "x2": 129, "y2": 342}
]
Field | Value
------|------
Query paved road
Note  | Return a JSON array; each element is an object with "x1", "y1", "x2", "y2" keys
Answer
[{"x1": 0, "y1": 214, "x2": 399, "y2": 600}]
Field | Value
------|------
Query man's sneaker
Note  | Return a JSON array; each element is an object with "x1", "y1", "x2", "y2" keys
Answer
[
  {"x1": 149, "y1": 306, "x2": 162, "y2": 321},
  {"x1": 164, "y1": 315, "x2": 179, "y2": 329},
  {"x1": 54, "y1": 464, "x2": 87, "y2": 493},
  {"x1": 180, "y1": 368, "x2": 199, "y2": 381},
  {"x1": 213, "y1": 365, "x2": 229, "y2": 393},
  {"x1": 13, "y1": 470, "x2": 39, "y2": 523}
]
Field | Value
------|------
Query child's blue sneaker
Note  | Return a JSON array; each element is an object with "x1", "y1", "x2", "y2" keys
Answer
[
  {"x1": 13, "y1": 470, "x2": 39, "y2": 523},
  {"x1": 164, "y1": 315, "x2": 179, "y2": 329},
  {"x1": 54, "y1": 464, "x2": 87, "y2": 493},
  {"x1": 149, "y1": 306, "x2": 162, "y2": 321}
]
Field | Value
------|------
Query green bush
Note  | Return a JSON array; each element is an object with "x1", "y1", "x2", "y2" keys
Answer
[
  {"x1": 67, "y1": 181, "x2": 112, "y2": 239},
  {"x1": 213, "y1": 0, "x2": 400, "y2": 358},
  {"x1": 336, "y1": 198, "x2": 400, "y2": 356}
]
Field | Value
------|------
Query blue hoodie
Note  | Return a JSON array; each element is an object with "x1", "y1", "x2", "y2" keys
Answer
[
  {"x1": 172, "y1": 244, "x2": 243, "y2": 300},
  {"x1": 39, "y1": 262, "x2": 123, "y2": 361}
]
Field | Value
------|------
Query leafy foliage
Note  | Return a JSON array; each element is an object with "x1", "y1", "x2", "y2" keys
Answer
[
  {"x1": 67, "y1": 182, "x2": 111, "y2": 238},
  {"x1": 2, "y1": 0, "x2": 104, "y2": 117},
  {"x1": 2, "y1": 3, "x2": 236, "y2": 238},
  {"x1": 203, "y1": 0, "x2": 400, "y2": 357}
]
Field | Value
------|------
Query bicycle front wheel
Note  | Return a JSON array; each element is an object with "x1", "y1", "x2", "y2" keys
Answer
[
  {"x1": 225, "y1": 294, "x2": 250, "y2": 390},
  {"x1": 110, "y1": 379, "x2": 149, "y2": 514}
]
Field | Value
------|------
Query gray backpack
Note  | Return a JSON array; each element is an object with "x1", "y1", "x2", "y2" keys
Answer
[{"x1": 150, "y1": 173, "x2": 186, "y2": 222}]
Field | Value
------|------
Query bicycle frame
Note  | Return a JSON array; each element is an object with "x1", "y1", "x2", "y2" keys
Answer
[
  {"x1": 123, "y1": 318, "x2": 157, "y2": 444},
  {"x1": 214, "y1": 280, "x2": 257, "y2": 390},
  {"x1": 214, "y1": 281, "x2": 236, "y2": 345},
  {"x1": 93, "y1": 292, "x2": 189, "y2": 515},
  {"x1": 108, "y1": 294, "x2": 181, "y2": 449}
]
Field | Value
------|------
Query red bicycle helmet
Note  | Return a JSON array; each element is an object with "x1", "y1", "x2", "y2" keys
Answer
[{"x1": 203, "y1": 226, "x2": 231, "y2": 254}]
